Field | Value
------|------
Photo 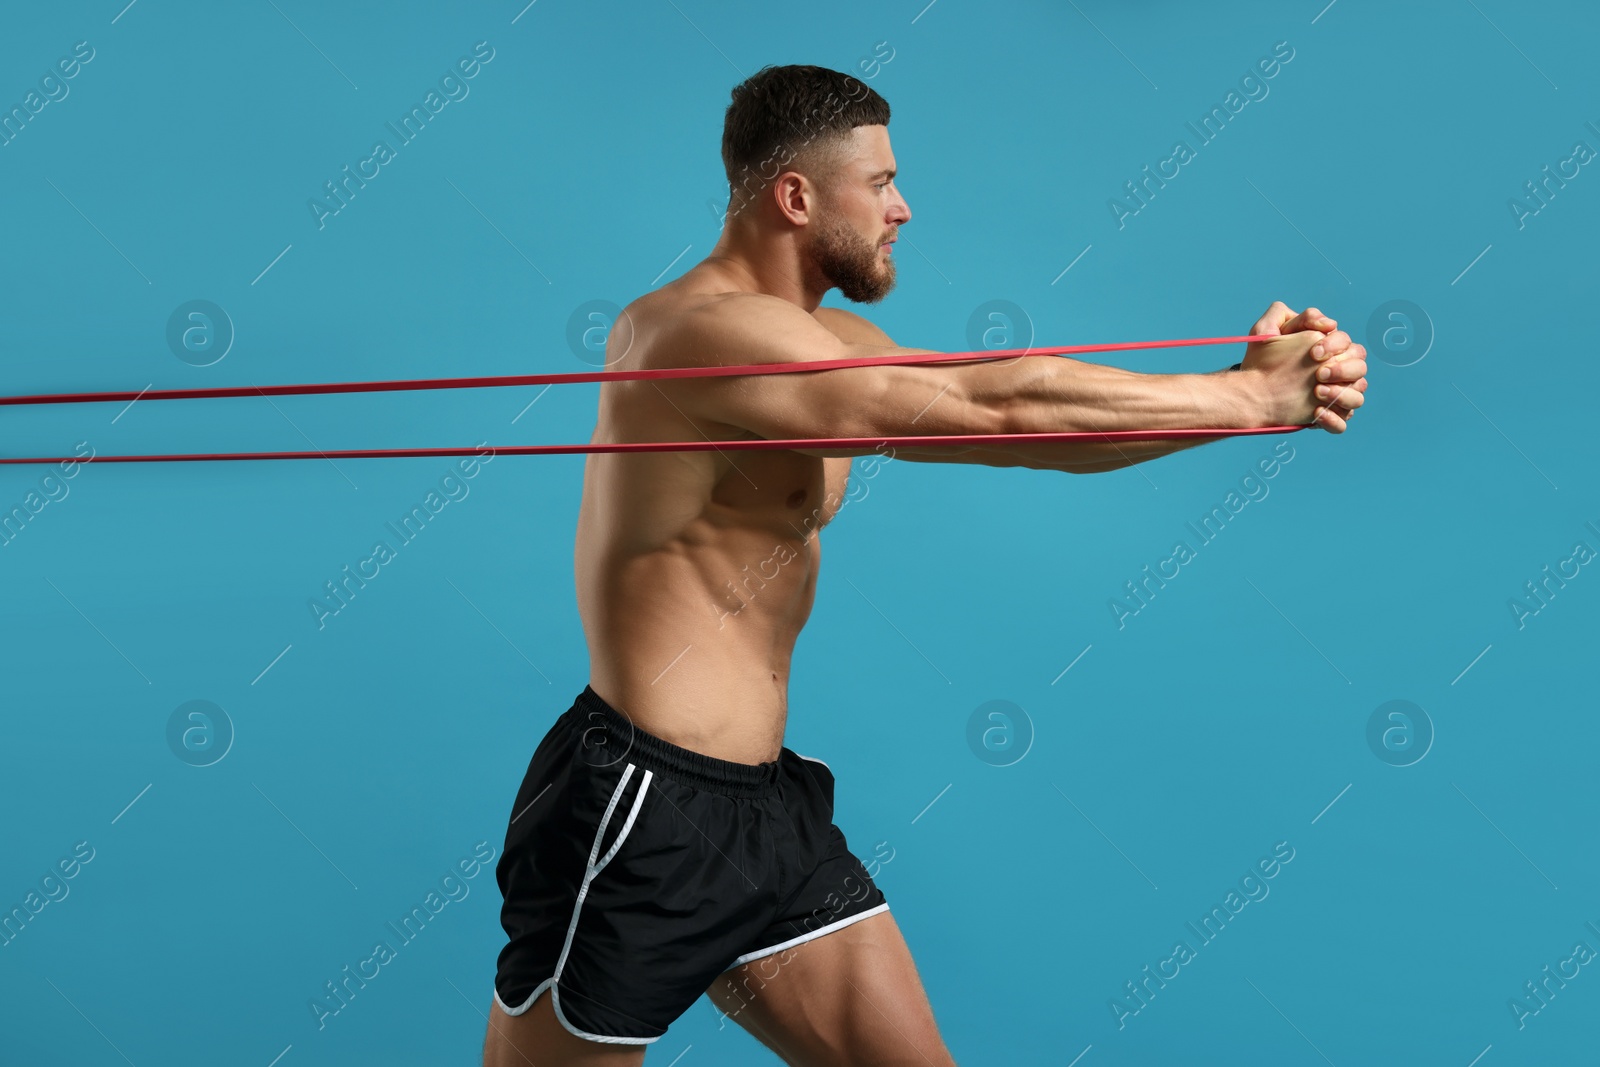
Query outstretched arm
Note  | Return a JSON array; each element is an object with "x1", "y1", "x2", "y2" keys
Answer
[
  {"x1": 663, "y1": 294, "x2": 1366, "y2": 473},
  {"x1": 962, "y1": 301, "x2": 1369, "y2": 472}
]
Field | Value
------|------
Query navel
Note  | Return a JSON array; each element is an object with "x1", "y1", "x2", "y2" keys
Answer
[{"x1": 785, "y1": 488, "x2": 807, "y2": 508}]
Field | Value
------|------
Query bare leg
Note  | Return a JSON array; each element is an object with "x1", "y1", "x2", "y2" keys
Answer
[
  {"x1": 482, "y1": 988, "x2": 647, "y2": 1067},
  {"x1": 707, "y1": 911, "x2": 956, "y2": 1066}
]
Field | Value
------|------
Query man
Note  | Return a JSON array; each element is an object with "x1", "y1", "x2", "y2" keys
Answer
[{"x1": 483, "y1": 64, "x2": 1368, "y2": 1066}]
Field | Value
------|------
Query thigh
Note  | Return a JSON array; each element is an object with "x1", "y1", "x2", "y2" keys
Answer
[
  {"x1": 707, "y1": 910, "x2": 956, "y2": 1067},
  {"x1": 496, "y1": 720, "x2": 778, "y2": 1044},
  {"x1": 483, "y1": 988, "x2": 645, "y2": 1067}
]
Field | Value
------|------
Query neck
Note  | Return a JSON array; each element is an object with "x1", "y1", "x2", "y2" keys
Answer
[{"x1": 706, "y1": 220, "x2": 828, "y2": 311}]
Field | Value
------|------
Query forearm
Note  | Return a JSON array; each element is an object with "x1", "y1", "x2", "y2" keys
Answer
[
  {"x1": 1041, "y1": 433, "x2": 1214, "y2": 473},
  {"x1": 963, "y1": 356, "x2": 1264, "y2": 472}
]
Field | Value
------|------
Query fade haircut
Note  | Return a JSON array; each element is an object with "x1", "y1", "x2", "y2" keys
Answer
[{"x1": 721, "y1": 64, "x2": 891, "y2": 216}]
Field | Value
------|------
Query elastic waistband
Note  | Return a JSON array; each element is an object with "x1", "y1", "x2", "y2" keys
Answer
[{"x1": 569, "y1": 685, "x2": 782, "y2": 799}]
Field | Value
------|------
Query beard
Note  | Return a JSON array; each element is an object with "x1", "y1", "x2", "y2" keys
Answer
[{"x1": 808, "y1": 205, "x2": 897, "y2": 304}]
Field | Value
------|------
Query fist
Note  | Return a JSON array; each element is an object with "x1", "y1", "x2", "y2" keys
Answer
[{"x1": 1241, "y1": 301, "x2": 1368, "y2": 433}]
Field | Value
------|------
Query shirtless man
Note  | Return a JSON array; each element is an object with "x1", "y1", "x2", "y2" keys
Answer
[{"x1": 483, "y1": 64, "x2": 1368, "y2": 1066}]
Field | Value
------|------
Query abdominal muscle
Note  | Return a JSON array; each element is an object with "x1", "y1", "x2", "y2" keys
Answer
[{"x1": 572, "y1": 322, "x2": 848, "y2": 766}]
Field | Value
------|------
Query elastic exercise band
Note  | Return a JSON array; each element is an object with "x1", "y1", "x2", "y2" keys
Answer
[
  {"x1": 0, "y1": 334, "x2": 1274, "y2": 408},
  {"x1": 0, "y1": 426, "x2": 1309, "y2": 466},
  {"x1": 0, "y1": 332, "x2": 1311, "y2": 464}
]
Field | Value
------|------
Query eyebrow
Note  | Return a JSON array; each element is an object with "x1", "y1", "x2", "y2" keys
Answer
[{"x1": 867, "y1": 168, "x2": 896, "y2": 181}]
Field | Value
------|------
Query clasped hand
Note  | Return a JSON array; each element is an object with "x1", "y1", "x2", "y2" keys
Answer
[{"x1": 1241, "y1": 301, "x2": 1369, "y2": 433}]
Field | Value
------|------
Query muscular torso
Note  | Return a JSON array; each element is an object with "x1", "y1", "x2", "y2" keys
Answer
[{"x1": 575, "y1": 265, "x2": 857, "y2": 763}]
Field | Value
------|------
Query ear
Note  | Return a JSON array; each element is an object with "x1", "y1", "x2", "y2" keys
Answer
[{"x1": 773, "y1": 171, "x2": 818, "y2": 227}]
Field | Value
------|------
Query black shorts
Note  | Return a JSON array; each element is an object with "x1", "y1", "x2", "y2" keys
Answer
[{"x1": 493, "y1": 684, "x2": 890, "y2": 1045}]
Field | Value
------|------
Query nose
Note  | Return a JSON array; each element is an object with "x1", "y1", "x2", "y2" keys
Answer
[{"x1": 889, "y1": 187, "x2": 911, "y2": 226}]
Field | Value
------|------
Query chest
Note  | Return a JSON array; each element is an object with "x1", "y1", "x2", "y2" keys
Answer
[
  {"x1": 709, "y1": 452, "x2": 852, "y2": 534},
  {"x1": 812, "y1": 456, "x2": 852, "y2": 530}
]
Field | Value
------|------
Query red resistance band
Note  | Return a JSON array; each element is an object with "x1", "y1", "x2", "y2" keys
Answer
[{"x1": 0, "y1": 333, "x2": 1305, "y2": 464}]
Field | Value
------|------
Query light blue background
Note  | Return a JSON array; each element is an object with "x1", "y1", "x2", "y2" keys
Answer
[{"x1": 2, "y1": 1, "x2": 1596, "y2": 1064}]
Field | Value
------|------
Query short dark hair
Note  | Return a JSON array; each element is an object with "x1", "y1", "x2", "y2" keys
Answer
[{"x1": 721, "y1": 64, "x2": 890, "y2": 211}]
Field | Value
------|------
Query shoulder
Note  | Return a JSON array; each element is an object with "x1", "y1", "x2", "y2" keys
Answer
[
  {"x1": 811, "y1": 306, "x2": 896, "y2": 347},
  {"x1": 660, "y1": 292, "x2": 842, "y2": 367},
  {"x1": 674, "y1": 291, "x2": 815, "y2": 334},
  {"x1": 668, "y1": 294, "x2": 890, "y2": 344}
]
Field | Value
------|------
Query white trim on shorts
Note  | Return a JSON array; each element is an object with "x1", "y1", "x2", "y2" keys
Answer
[
  {"x1": 494, "y1": 762, "x2": 660, "y2": 1045},
  {"x1": 796, "y1": 753, "x2": 832, "y2": 772},
  {"x1": 729, "y1": 901, "x2": 891, "y2": 969}
]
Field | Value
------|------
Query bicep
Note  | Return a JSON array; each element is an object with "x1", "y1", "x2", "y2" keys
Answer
[
  {"x1": 693, "y1": 354, "x2": 1009, "y2": 460},
  {"x1": 665, "y1": 298, "x2": 1003, "y2": 459},
  {"x1": 805, "y1": 309, "x2": 1024, "y2": 465}
]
